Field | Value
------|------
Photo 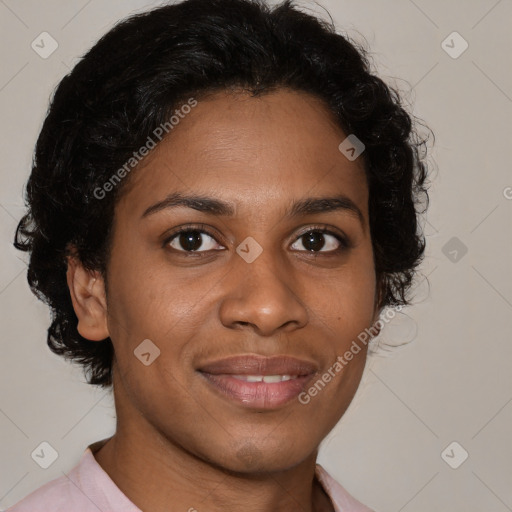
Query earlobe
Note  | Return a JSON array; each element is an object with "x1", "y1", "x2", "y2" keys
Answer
[{"x1": 66, "y1": 255, "x2": 110, "y2": 341}]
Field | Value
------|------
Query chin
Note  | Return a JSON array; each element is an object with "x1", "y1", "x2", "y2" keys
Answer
[{"x1": 202, "y1": 437, "x2": 314, "y2": 475}]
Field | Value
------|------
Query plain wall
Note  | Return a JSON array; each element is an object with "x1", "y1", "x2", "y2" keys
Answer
[{"x1": 1, "y1": 1, "x2": 511, "y2": 510}]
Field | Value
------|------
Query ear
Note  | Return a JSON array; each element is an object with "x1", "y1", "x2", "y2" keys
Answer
[{"x1": 66, "y1": 254, "x2": 109, "y2": 341}]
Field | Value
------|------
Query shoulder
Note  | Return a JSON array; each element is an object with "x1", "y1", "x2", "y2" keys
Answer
[
  {"x1": 6, "y1": 439, "x2": 140, "y2": 512},
  {"x1": 315, "y1": 463, "x2": 377, "y2": 512},
  {"x1": 6, "y1": 472, "x2": 97, "y2": 512}
]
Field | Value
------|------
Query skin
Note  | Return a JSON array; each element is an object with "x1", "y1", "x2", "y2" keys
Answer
[{"x1": 66, "y1": 88, "x2": 383, "y2": 512}]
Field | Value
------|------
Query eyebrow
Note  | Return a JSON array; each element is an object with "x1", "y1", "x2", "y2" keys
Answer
[{"x1": 141, "y1": 192, "x2": 365, "y2": 227}]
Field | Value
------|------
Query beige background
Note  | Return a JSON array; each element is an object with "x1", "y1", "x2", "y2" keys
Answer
[{"x1": 1, "y1": 1, "x2": 511, "y2": 510}]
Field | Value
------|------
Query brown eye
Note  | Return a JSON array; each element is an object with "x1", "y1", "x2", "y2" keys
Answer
[
  {"x1": 290, "y1": 230, "x2": 347, "y2": 253},
  {"x1": 165, "y1": 229, "x2": 223, "y2": 253}
]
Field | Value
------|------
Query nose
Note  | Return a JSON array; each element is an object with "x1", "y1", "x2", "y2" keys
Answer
[{"x1": 218, "y1": 248, "x2": 309, "y2": 336}]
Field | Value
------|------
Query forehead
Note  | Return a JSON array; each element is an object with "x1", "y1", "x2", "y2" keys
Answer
[{"x1": 117, "y1": 88, "x2": 368, "y2": 220}]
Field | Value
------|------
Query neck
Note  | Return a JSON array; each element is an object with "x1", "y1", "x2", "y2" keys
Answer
[
  {"x1": 92, "y1": 365, "x2": 335, "y2": 512},
  {"x1": 93, "y1": 428, "x2": 333, "y2": 512}
]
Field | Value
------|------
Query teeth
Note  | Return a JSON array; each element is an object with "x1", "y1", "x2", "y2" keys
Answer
[
  {"x1": 263, "y1": 375, "x2": 283, "y2": 383},
  {"x1": 231, "y1": 374, "x2": 297, "y2": 383},
  {"x1": 246, "y1": 375, "x2": 264, "y2": 382}
]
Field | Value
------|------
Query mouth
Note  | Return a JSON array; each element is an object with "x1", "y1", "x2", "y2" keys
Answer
[{"x1": 197, "y1": 354, "x2": 318, "y2": 409}]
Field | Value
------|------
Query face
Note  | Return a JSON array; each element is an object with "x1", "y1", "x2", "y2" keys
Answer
[{"x1": 78, "y1": 88, "x2": 381, "y2": 473}]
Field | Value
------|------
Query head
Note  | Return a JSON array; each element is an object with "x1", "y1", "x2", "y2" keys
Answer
[{"x1": 15, "y1": 0, "x2": 430, "y2": 473}]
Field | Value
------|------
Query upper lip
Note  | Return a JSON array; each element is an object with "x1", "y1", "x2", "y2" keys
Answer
[{"x1": 197, "y1": 355, "x2": 319, "y2": 376}]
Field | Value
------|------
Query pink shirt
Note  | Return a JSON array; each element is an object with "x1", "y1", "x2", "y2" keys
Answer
[{"x1": 7, "y1": 441, "x2": 375, "y2": 512}]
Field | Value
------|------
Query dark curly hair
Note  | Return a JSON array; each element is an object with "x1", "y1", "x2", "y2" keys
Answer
[{"x1": 14, "y1": 0, "x2": 432, "y2": 388}]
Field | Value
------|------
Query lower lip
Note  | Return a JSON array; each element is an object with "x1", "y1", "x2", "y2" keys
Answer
[{"x1": 198, "y1": 372, "x2": 314, "y2": 409}]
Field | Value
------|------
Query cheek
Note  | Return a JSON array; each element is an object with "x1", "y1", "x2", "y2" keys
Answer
[
  {"x1": 103, "y1": 244, "x2": 165, "y2": 351},
  {"x1": 310, "y1": 254, "x2": 376, "y2": 337},
  {"x1": 105, "y1": 247, "x2": 210, "y2": 365}
]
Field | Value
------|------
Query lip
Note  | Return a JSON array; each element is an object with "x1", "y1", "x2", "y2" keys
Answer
[
  {"x1": 197, "y1": 354, "x2": 319, "y2": 376},
  {"x1": 197, "y1": 355, "x2": 319, "y2": 409}
]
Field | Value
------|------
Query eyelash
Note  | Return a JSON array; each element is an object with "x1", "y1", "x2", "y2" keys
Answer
[{"x1": 162, "y1": 223, "x2": 350, "y2": 256}]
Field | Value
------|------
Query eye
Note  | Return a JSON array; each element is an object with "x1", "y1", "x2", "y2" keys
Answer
[
  {"x1": 290, "y1": 229, "x2": 348, "y2": 253},
  {"x1": 164, "y1": 226, "x2": 224, "y2": 253}
]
